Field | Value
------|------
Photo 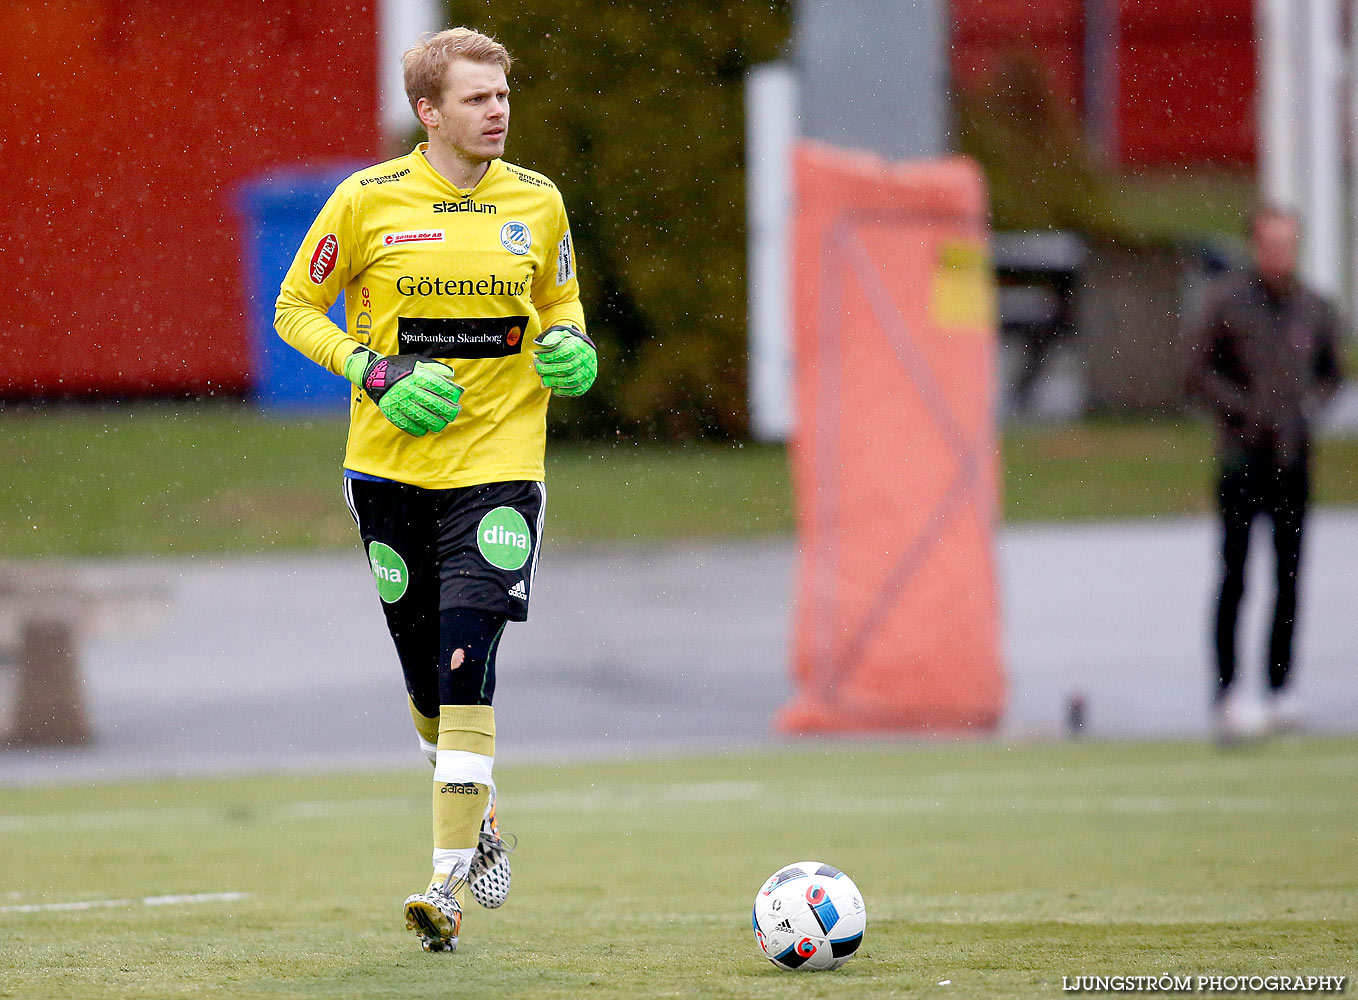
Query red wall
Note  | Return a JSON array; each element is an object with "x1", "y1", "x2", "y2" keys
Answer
[
  {"x1": 1117, "y1": 0, "x2": 1254, "y2": 167},
  {"x1": 951, "y1": 0, "x2": 1085, "y2": 109},
  {"x1": 0, "y1": 1, "x2": 379, "y2": 398},
  {"x1": 951, "y1": 0, "x2": 1256, "y2": 169}
]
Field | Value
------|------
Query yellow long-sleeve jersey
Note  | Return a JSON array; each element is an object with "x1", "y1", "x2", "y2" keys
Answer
[{"x1": 274, "y1": 145, "x2": 586, "y2": 489}]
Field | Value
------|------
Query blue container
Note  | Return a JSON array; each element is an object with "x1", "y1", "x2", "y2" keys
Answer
[{"x1": 235, "y1": 164, "x2": 364, "y2": 410}]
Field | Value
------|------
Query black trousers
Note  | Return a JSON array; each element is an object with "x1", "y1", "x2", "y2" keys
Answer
[
  {"x1": 1213, "y1": 450, "x2": 1310, "y2": 698},
  {"x1": 344, "y1": 477, "x2": 545, "y2": 715}
]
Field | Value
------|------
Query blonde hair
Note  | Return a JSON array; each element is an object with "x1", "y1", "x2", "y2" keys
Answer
[{"x1": 402, "y1": 27, "x2": 512, "y2": 116}]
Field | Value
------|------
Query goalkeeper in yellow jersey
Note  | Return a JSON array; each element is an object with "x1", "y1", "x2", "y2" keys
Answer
[{"x1": 274, "y1": 27, "x2": 595, "y2": 953}]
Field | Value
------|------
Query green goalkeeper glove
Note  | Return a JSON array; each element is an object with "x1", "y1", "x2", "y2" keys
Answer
[
  {"x1": 342, "y1": 347, "x2": 464, "y2": 437},
  {"x1": 533, "y1": 325, "x2": 597, "y2": 397}
]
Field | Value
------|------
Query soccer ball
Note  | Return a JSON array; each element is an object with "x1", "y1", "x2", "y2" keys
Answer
[{"x1": 751, "y1": 861, "x2": 866, "y2": 971}]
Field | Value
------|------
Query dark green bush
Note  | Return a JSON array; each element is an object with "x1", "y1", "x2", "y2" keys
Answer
[
  {"x1": 444, "y1": 1, "x2": 791, "y2": 438},
  {"x1": 954, "y1": 52, "x2": 1116, "y2": 235}
]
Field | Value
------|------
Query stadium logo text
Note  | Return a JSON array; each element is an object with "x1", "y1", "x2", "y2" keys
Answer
[
  {"x1": 396, "y1": 274, "x2": 529, "y2": 298},
  {"x1": 384, "y1": 230, "x2": 444, "y2": 246},
  {"x1": 309, "y1": 234, "x2": 338, "y2": 284},
  {"x1": 433, "y1": 199, "x2": 497, "y2": 214}
]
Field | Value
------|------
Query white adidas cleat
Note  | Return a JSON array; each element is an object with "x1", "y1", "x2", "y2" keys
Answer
[
  {"x1": 404, "y1": 874, "x2": 463, "y2": 952},
  {"x1": 469, "y1": 790, "x2": 516, "y2": 909}
]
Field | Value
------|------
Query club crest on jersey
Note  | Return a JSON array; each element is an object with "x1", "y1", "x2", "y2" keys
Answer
[
  {"x1": 384, "y1": 230, "x2": 444, "y2": 246},
  {"x1": 500, "y1": 221, "x2": 532, "y2": 255}
]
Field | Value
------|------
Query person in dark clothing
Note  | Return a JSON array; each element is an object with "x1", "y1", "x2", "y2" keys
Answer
[{"x1": 1187, "y1": 205, "x2": 1344, "y2": 740}]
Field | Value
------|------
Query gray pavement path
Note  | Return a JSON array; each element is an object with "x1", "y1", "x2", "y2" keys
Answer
[{"x1": 1, "y1": 513, "x2": 1355, "y2": 785}]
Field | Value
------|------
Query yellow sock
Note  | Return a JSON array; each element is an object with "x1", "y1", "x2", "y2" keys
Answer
[
  {"x1": 409, "y1": 697, "x2": 439, "y2": 765},
  {"x1": 431, "y1": 704, "x2": 495, "y2": 881},
  {"x1": 408, "y1": 697, "x2": 439, "y2": 747}
]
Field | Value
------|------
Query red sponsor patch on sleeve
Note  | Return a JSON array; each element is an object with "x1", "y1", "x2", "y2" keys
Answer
[{"x1": 309, "y1": 233, "x2": 339, "y2": 284}]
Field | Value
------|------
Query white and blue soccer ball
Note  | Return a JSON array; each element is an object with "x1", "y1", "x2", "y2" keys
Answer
[{"x1": 752, "y1": 861, "x2": 866, "y2": 971}]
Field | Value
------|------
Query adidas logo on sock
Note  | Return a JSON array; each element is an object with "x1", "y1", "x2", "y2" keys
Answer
[{"x1": 508, "y1": 580, "x2": 527, "y2": 600}]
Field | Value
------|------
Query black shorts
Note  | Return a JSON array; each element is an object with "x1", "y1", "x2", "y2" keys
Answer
[{"x1": 343, "y1": 476, "x2": 545, "y2": 622}]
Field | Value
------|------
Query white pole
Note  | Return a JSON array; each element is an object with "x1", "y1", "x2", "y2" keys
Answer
[
  {"x1": 1301, "y1": 0, "x2": 1345, "y2": 300},
  {"x1": 379, "y1": 0, "x2": 441, "y2": 146},
  {"x1": 1257, "y1": 0, "x2": 1298, "y2": 209},
  {"x1": 745, "y1": 63, "x2": 798, "y2": 442},
  {"x1": 1349, "y1": 0, "x2": 1358, "y2": 320}
]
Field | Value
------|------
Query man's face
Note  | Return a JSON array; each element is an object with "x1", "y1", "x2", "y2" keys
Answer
[
  {"x1": 1253, "y1": 212, "x2": 1300, "y2": 286},
  {"x1": 424, "y1": 59, "x2": 510, "y2": 165}
]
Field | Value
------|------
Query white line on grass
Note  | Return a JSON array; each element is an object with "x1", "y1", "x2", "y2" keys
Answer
[
  {"x1": 835, "y1": 751, "x2": 1358, "y2": 795},
  {"x1": 512, "y1": 780, "x2": 764, "y2": 812},
  {"x1": 0, "y1": 891, "x2": 249, "y2": 915},
  {"x1": 0, "y1": 782, "x2": 764, "y2": 834},
  {"x1": 510, "y1": 784, "x2": 1352, "y2": 817},
  {"x1": 0, "y1": 795, "x2": 421, "y2": 834},
  {"x1": 826, "y1": 793, "x2": 1355, "y2": 816},
  {"x1": 3, "y1": 774, "x2": 1353, "y2": 835}
]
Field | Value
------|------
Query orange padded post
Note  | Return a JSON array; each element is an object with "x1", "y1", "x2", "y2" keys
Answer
[{"x1": 777, "y1": 142, "x2": 1005, "y2": 734}]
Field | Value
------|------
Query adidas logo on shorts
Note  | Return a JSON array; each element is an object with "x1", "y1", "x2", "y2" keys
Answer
[{"x1": 508, "y1": 580, "x2": 527, "y2": 600}]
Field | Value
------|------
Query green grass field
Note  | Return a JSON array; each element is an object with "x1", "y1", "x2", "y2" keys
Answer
[
  {"x1": 2, "y1": 739, "x2": 1354, "y2": 998},
  {"x1": 3, "y1": 403, "x2": 1358, "y2": 557},
  {"x1": 0, "y1": 404, "x2": 793, "y2": 556}
]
